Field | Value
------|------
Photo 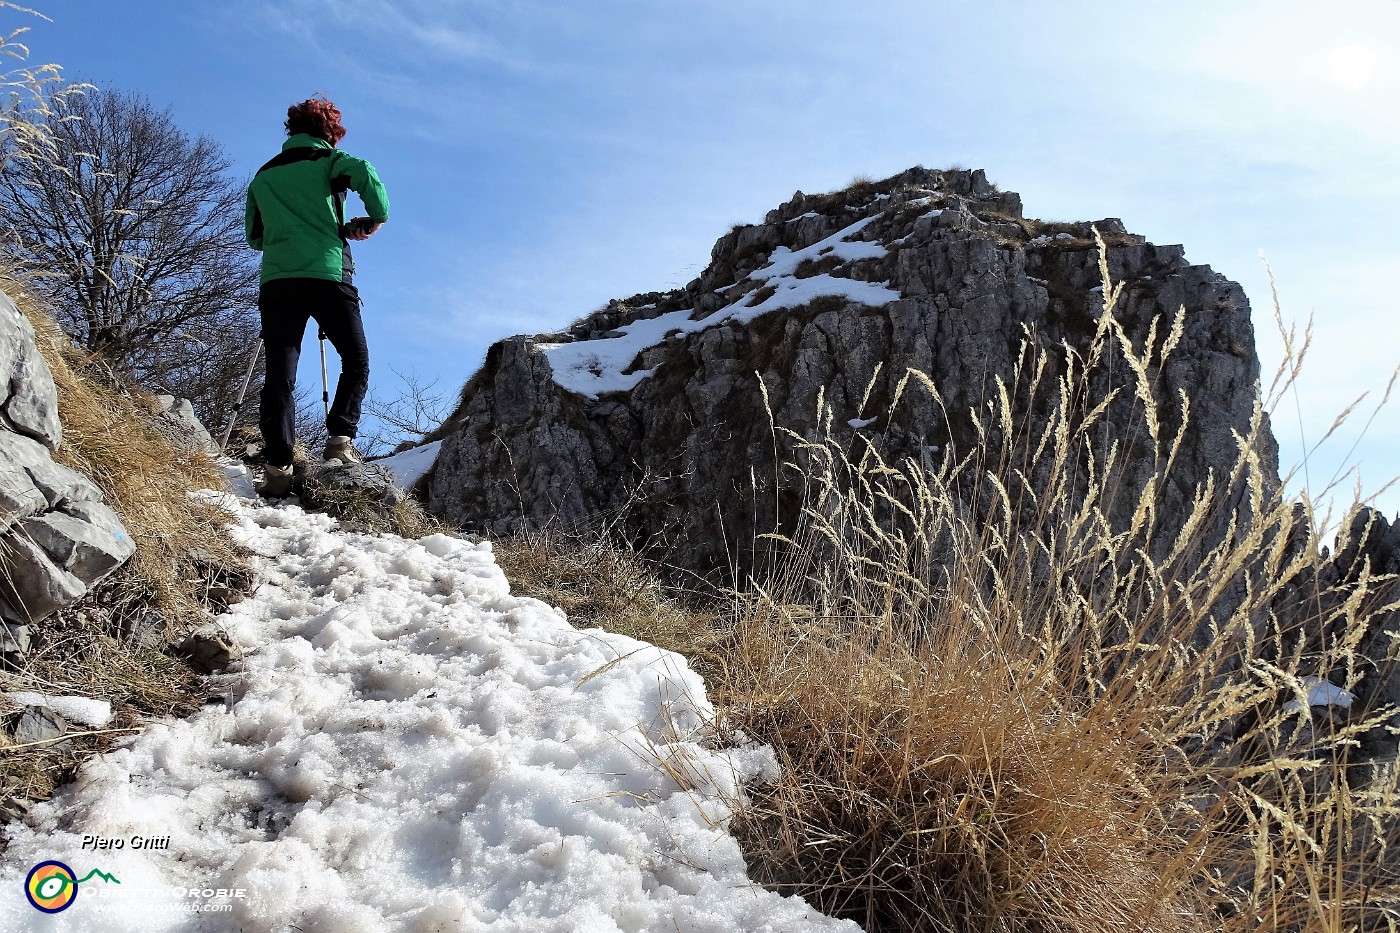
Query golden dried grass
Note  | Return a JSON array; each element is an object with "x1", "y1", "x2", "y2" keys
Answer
[
  {"x1": 494, "y1": 530, "x2": 727, "y2": 683},
  {"x1": 296, "y1": 465, "x2": 446, "y2": 539},
  {"x1": 715, "y1": 236, "x2": 1400, "y2": 931}
]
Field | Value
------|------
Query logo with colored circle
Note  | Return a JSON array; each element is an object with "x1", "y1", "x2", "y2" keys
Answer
[{"x1": 25, "y1": 861, "x2": 78, "y2": 913}]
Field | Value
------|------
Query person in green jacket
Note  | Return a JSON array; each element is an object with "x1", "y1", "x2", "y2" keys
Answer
[{"x1": 245, "y1": 96, "x2": 389, "y2": 496}]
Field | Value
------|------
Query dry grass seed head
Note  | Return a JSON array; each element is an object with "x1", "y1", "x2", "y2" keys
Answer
[{"x1": 721, "y1": 251, "x2": 1400, "y2": 932}]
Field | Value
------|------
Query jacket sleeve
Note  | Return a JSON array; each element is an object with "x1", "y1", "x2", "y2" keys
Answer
[
  {"x1": 333, "y1": 152, "x2": 390, "y2": 223},
  {"x1": 245, "y1": 189, "x2": 264, "y2": 251}
]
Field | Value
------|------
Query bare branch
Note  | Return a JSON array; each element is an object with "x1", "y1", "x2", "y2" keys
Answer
[
  {"x1": 360, "y1": 367, "x2": 451, "y2": 457},
  {"x1": 0, "y1": 86, "x2": 260, "y2": 428}
]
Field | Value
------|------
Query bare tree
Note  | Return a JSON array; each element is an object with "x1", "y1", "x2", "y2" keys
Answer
[
  {"x1": 360, "y1": 368, "x2": 451, "y2": 457},
  {"x1": 0, "y1": 86, "x2": 259, "y2": 428}
]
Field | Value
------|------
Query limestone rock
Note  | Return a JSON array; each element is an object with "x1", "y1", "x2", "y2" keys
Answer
[
  {"x1": 0, "y1": 431, "x2": 135, "y2": 624},
  {"x1": 0, "y1": 796, "x2": 32, "y2": 822},
  {"x1": 0, "y1": 621, "x2": 29, "y2": 668},
  {"x1": 426, "y1": 167, "x2": 1277, "y2": 577},
  {"x1": 298, "y1": 460, "x2": 407, "y2": 529},
  {"x1": 115, "y1": 610, "x2": 168, "y2": 653},
  {"x1": 149, "y1": 394, "x2": 219, "y2": 456},
  {"x1": 172, "y1": 623, "x2": 241, "y2": 674},
  {"x1": 13, "y1": 706, "x2": 68, "y2": 747},
  {"x1": 0, "y1": 290, "x2": 61, "y2": 450},
  {"x1": 0, "y1": 289, "x2": 136, "y2": 626}
]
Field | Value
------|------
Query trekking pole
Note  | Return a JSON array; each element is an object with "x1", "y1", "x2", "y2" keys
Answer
[
  {"x1": 318, "y1": 329, "x2": 330, "y2": 418},
  {"x1": 220, "y1": 339, "x2": 263, "y2": 451}
]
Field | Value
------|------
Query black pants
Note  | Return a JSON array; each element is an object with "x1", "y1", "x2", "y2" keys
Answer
[{"x1": 258, "y1": 278, "x2": 369, "y2": 466}]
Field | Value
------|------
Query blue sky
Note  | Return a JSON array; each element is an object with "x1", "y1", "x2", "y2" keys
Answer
[{"x1": 15, "y1": 0, "x2": 1400, "y2": 519}]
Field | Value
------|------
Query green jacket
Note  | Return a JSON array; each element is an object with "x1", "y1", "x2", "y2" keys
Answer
[{"x1": 245, "y1": 134, "x2": 390, "y2": 285}]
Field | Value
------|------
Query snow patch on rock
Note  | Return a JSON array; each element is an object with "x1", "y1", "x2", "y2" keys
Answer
[
  {"x1": 540, "y1": 216, "x2": 898, "y2": 399},
  {"x1": 5, "y1": 691, "x2": 112, "y2": 727},
  {"x1": 375, "y1": 439, "x2": 443, "y2": 489}
]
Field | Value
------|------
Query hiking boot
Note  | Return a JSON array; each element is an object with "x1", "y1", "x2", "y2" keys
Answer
[
  {"x1": 323, "y1": 435, "x2": 363, "y2": 464},
  {"x1": 257, "y1": 463, "x2": 295, "y2": 498}
]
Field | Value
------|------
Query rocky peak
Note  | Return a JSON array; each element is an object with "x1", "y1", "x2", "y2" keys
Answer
[
  {"x1": 558, "y1": 167, "x2": 1089, "y2": 348},
  {"x1": 425, "y1": 167, "x2": 1277, "y2": 576}
]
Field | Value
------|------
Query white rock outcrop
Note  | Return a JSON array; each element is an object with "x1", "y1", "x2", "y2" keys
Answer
[{"x1": 0, "y1": 290, "x2": 135, "y2": 627}]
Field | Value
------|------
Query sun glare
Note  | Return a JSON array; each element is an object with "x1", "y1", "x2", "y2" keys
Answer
[{"x1": 1324, "y1": 44, "x2": 1378, "y2": 90}]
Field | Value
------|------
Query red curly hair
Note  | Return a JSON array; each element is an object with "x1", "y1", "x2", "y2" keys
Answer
[{"x1": 284, "y1": 97, "x2": 346, "y2": 145}]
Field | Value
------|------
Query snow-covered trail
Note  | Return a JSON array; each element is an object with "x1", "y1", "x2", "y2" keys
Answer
[{"x1": 1, "y1": 492, "x2": 856, "y2": 932}]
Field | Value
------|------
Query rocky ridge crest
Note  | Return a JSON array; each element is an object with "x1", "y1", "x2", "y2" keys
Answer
[{"x1": 426, "y1": 166, "x2": 1279, "y2": 575}]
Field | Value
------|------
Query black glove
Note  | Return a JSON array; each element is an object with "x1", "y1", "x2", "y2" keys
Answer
[{"x1": 340, "y1": 217, "x2": 376, "y2": 237}]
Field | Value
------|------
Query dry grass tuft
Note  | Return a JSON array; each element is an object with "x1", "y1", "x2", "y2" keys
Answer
[
  {"x1": 494, "y1": 531, "x2": 726, "y2": 683},
  {"x1": 729, "y1": 618, "x2": 1199, "y2": 930},
  {"x1": 715, "y1": 236, "x2": 1400, "y2": 931},
  {"x1": 0, "y1": 601, "x2": 202, "y2": 808},
  {"x1": 296, "y1": 465, "x2": 446, "y2": 539}
]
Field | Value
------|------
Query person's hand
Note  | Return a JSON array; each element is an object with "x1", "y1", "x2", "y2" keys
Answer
[{"x1": 346, "y1": 217, "x2": 383, "y2": 241}]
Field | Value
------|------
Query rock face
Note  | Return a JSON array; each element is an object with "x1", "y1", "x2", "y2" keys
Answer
[
  {"x1": 1309, "y1": 506, "x2": 1400, "y2": 757},
  {"x1": 425, "y1": 167, "x2": 1278, "y2": 574},
  {"x1": 0, "y1": 290, "x2": 136, "y2": 626}
]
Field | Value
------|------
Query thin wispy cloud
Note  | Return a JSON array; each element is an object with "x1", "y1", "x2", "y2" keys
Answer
[
  {"x1": 252, "y1": 0, "x2": 535, "y2": 71},
  {"x1": 1183, "y1": 6, "x2": 1400, "y2": 139}
]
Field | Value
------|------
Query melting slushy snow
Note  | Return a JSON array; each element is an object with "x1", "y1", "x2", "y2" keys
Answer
[
  {"x1": 0, "y1": 494, "x2": 857, "y2": 933},
  {"x1": 540, "y1": 216, "x2": 899, "y2": 399},
  {"x1": 374, "y1": 439, "x2": 443, "y2": 489}
]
